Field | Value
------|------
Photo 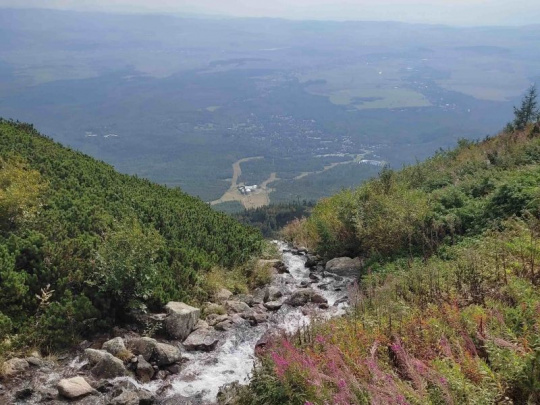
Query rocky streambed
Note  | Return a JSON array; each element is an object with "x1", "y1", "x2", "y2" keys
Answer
[{"x1": 1, "y1": 242, "x2": 361, "y2": 404}]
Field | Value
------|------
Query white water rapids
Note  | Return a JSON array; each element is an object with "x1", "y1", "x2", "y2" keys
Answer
[{"x1": 161, "y1": 242, "x2": 352, "y2": 403}]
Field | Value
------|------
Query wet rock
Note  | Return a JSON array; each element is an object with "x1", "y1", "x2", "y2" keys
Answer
[
  {"x1": 3, "y1": 357, "x2": 29, "y2": 376},
  {"x1": 159, "y1": 394, "x2": 197, "y2": 405},
  {"x1": 57, "y1": 376, "x2": 94, "y2": 399},
  {"x1": 286, "y1": 288, "x2": 314, "y2": 306},
  {"x1": 85, "y1": 348, "x2": 130, "y2": 378},
  {"x1": 319, "y1": 303, "x2": 330, "y2": 309},
  {"x1": 264, "y1": 286, "x2": 283, "y2": 302},
  {"x1": 166, "y1": 364, "x2": 182, "y2": 374},
  {"x1": 241, "y1": 310, "x2": 268, "y2": 325},
  {"x1": 154, "y1": 343, "x2": 182, "y2": 366},
  {"x1": 164, "y1": 302, "x2": 201, "y2": 340},
  {"x1": 183, "y1": 328, "x2": 219, "y2": 352},
  {"x1": 136, "y1": 355, "x2": 154, "y2": 383},
  {"x1": 305, "y1": 254, "x2": 320, "y2": 268},
  {"x1": 230, "y1": 314, "x2": 247, "y2": 326},
  {"x1": 299, "y1": 280, "x2": 310, "y2": 288},
  {"x1": 263, "y1": 301, "x2": 283, "y2": 311},
  {"x1": 325, "y1": 257, "x2": 362, "y2": 277},
  {"x1": 215, "y1": 288, "x2": 234, "y2": 302},
  {"x1": 15, "y1": 386, "x2": 33, "y2": 400},
  {"x1": 111, "y1": 389, "x2": 155, "y2": 405},
  {"x1": 334, "y1": 296, "x2": 349, "y2": 306},
  {"x1": 154, "y1": 370, "x2": 170, "y2": 380},
  {"x1": 127, "y1": 337, "x2": 158, "y2": 361},
  {"x1": 102, "y1": 336, "x2": 127, "y2": 357},
  {"x1": 311, "y1": 292, "x2": 328, "y2": 304},
  {"x1": 224, "y1": 300, "x2": 250, "y2": 314},
  {"x1": 309, "y1": 273, "x2": 320, "y2": 281},
  {"x1": 206, "y1": 314, "x2": 229, "y2": 326}
]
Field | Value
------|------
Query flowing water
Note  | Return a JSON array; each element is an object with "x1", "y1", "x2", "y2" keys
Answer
[{"x1": 164, "y1": 242, "x2": 352, "y2": 403}]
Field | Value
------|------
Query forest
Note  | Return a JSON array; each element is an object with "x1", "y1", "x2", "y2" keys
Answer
[{"x1": 0, "y1": 119, "x2": 263, "y2": 352}]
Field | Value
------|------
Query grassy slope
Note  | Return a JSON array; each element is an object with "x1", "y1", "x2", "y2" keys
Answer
[
  {"x1": 0, "y1": 119, "x2": 263, "y2": 350},
  {"x1": 240, "y1": 126, "x2": 540, "y2": 404}
]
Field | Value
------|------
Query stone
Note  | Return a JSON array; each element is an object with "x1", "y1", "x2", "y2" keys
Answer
[
  {"x1": 264, "y1": 286, "x2": 283, "y2": 303},
  {"x1": 126, "y1": 337, "x2": 157, "y2": 361},
  {"x1": 136, "y1": 355, "x2": 154, "y2": 383},
  {"x1": 233, "y1": 294, "x2": 254, "y2": 306},
  {"x1": 25, "y1": 356, "x2": 43, "y2": 367},
  {"x1": 224, "y1": 300, "x2": 250, "y2": 314},
  {"x1": 159, "y1": 394, "x2": 196, "y2": 405},
  {"x1": 215, "y1": 288, "x2": 233, "y2": 302},
  {"x1": 85, "y1": 349, "x2": 130, "y2": 379},
  {"x1": 241, "y1": 310, "x2": 268, "y2": 325},
  {"x1": 206, "y1": 314, "x2": 229, "y2": 326},
  {"x1": 319, "y1": 303, "x2": 330, "y2": 309},
  {"x1": 57, "y1": 376, "x2": 94, "y2": 399},
  {"x1": 325, "y1": 257, "x2": 363, "y2": 277},
  {"x1": 286, "y1": 288, "x2": 314, "y2": 306},
  {"x1": 230, "y1": 314, "x2": 248, "y2": 326},
  {"x1": 305, "y1": 254, "x2": 320, "y2": 268},
  {"x1": 263, "y1": 301, "x2": 283, "y2": 311},
  {"x1": 309, "y1": 273, "x2": 320, "y2": 281},
  {"x1": 193, "y1": 319, "x2": 209, "y2": 330},
  {"x1": 154, "y1": 343, "x2": 182, "y2": 366},
  {"x1": 163, "y1": 302, "x2": 200, "y2": 340},
  {"x1": 334, "y1": 296, "x2": 349, "y2": 306},
  {"x1": 215, "y1": 320, "x2": 234, "y2": 331},
  {"x1": 183, "y1": 328, "x2": 219, "y2": 352},
  {"x1": 111, "y1": 390, "x2": 154, "y2": 405},
  {"x1": 102, "y1": 337, "x2": 127, "y2": 357},
  {"x1": 311, "y1": 292, "x2": 328, "y2": 304},
  {"x1": 3, "y1": 358, "x2": 29, "y2": 376}
]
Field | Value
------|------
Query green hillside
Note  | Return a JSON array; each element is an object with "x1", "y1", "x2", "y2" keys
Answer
[
  {"x1": 0, "y1": 119, "x2": 263, "y2": 350},
  {"x1": 240, "y1": 121, "x2": 540, "y2": 403}
]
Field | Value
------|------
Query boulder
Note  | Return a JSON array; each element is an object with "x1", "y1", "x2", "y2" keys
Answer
[
  {"x1": 85, "y1": 349, "x2": 129, "y2": 379},
  {"x1": 111, "y1": 390, "x2": 154, "y2": 405},
  {"x1": 215, "y1": 320, "x2": 234, "y2": 331},
  {"x1": 263, "y1": 301, "x2": 283, "y2": 311},
  {"x1": 193, "y1": 319, "x2": 209, "y2": 330},
  {"x1": 126, "y1": 337, "x2": 157, "y2": 361},
  {"x1": 264, "y1": 286, "x2": 283, "y2": 303},
  {"x1": 3, "y1": 358, "x2": 29, "y2": 376},
  {"x1": 135, "y1": 356, "x2": 154, "y2": 383},
  {"x1": 286, "y1": 288, "x2": 314, "y2": 307},
  {"x1": 311, "y1": 292, "x2": 328, "y2": 304},
  {"x1": 154, "y1": 343, "x2": 182, "y2": 366},
  {"x1": 233, "y1": 294, "x2": 254, "y2": 306},
  {"x1": 102, "y1": 337, "x2": 126, "y2": 357},
  {"x1": 215, "y1": 288, "x2": 233, "y2": 302},
  {"x1": 305, "y1": 254, "x2": 320, "y2": 269},
  {"x1": 57, "y1": 376, "x2": 94, "y2": 399},
  {"x1": 325, "y1": 257, "x2": 362, "y2": 277},
  {"x1": 163, "y1": 302, "x2": 200, "y2": 340},
  {"x1": 206, "y1": 314, "x2": 229, "y2": 327},
  {"x1": 224, "y1": 300, "x2": 250, "y2": 314},
  {"x1": 183, "y1": 328, "x2": 219, "y2": 352},
  {"x1": 241, "y1": 310, "x2": 268, "y2": 325}
]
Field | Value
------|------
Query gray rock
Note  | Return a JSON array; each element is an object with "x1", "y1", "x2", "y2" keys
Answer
[
  {"x1": 126, "y1": 337, "x2": 157, "y2": 361},
  {"x1": 25, "y1": 356, "x2": 43, "y2": 367},
  {"x1": 263, "y1": 301, "x2": 283, "y2": 311},
  {"x1": 154, "y1": 343, "x2": 182, "y2": 366},
  {"x1": 233, "y1": 294, "x2": 254, "y2": 306},
  {"x1": 241, "y1": 310, "x2": 268, "y2": 325},
  {"x1": 325, "y1": 257, "x2": 363, "y2": 277},
  {"x1": 164, "y1": 302, "x2": 200, "y2": 340},
  {"x1": 215, "y1": 320, "x2": 234, "y2": 331},
  {"x1": 159, "y1": 394, "x2": 196, "y2": 405},
  {"x1": 311, "y1": 292, "x2": 328, "y2": 304},
  {"x1": 111, "y1": 390, "x2": 154, "y2": 405},
  {"x1": 102, "y1": 337, "x2": 126, "y2": 357},
  {"x1": 264, "y1": 286, "x2": 283, "y2": 303},
  {"x1": 57, "y1": 376, "x2": 94, "y2": 399},
  {"x1": 334, "y1": 296, "x2": 349, "y2": 306},
  {"x1": 136, "y1": 355, "x2": 154, "y2": 383},
  {"x1": 305, "y1": 254, "x2": 320, "y2": 268},
  {"x1": 193, "y1": 319, "x2": 209, "y2": 330},
  {"x1": 3, "y1": 358, "x2": 29, "y2": 376},
  {"x1": 206, "y1": 314, "x2": 229, "y2": 326},
  {"x1": 183, "y1": 328, "x2": 219, "y2": 352},
  {"x1": 224, "y1": 300, "x2": 250, "y2": 314},
  {"x1": 85, "y1": 349, "x2": 129, "y2": 379},
  {"x1": 215, "y1": 288, "x2": 233, "y2": 302},
  {"x1": 286, "y1": 288, "x2": 314, "y2": 306}
]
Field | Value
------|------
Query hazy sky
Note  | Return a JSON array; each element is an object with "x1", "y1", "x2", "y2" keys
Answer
[{"x1": 1, "y1": 0, "x2": 539, "y2": 26}]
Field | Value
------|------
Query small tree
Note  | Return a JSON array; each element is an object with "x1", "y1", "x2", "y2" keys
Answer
[{"x1": 513, "y1": 85, "x2": 539, "y2": 130}]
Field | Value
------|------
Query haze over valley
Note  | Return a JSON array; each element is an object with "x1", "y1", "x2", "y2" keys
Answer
[{"x1": 1, "y1": 8, "x2": 539, "y2": 208}]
